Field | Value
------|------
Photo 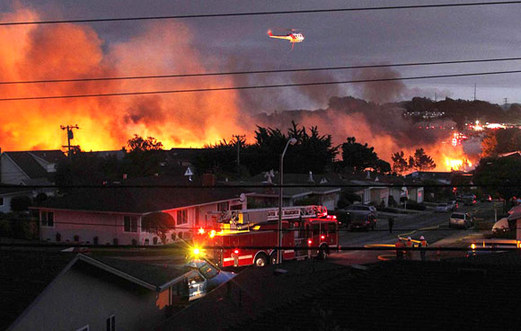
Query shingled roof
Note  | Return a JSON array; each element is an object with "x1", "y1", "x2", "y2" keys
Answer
[
  {"x1": 164, "y1": 254, "x2": 521, "y2": 330},
  {"x1": 1, "y1": 250, "x2": 196, "y2": 330},
  {"x1": 38, "y1": 176, "x2": 246, "y2": 213}
]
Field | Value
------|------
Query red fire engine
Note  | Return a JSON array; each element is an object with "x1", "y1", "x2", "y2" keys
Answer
[{"x1": 192, "y1": 205, "x2": 339, "y2": 267}]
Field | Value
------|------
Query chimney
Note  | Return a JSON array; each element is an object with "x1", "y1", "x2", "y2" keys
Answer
[{"x1": 202, "y1": 173, "x2": 216, "y2": 186}]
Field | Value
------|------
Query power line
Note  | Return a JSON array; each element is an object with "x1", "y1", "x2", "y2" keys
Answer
[
  {"x1": 2, "y1": 56, "x2": 521, "y2": 86},
  {"x1": 1, "y1": 1, "x2": 521, "y2": 26},
  {"x1": 0, "y1": 183, "x2": 514, "y2": 189},
  {"x1": 2, "y1": 69, "x2": 521, "y2": 102}
]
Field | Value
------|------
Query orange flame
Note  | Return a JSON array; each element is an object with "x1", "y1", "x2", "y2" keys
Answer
[{"x1": 0, "y1": 7, "x2": 251, "y2": 151}]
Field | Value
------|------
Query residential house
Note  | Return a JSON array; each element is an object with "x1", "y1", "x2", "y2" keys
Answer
[
  {"x1": 0, "y1": 150, "x2": 65, "y2": 185},
  {"x1": 2, "y1": 251, "x2": 212, "y2": 331},
  {"x1": 35, "y1": 175, "x2": 246, "y2": 245},
  {"x1": 239, "y1": 172, "x2": 341, "y2": 211}
]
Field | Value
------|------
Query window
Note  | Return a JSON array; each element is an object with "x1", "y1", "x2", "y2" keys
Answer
[
  {"x1": 177, "y1": 210, "x2": 188, "y2": 225},
  {"x1": 123, "y1": 216, "x2": 138, "y2": 232},
  {"x1": 41, "y1": 211, "x2": 54, "y2": 227},
  {"x1": 217, "y1": 201, "x2": 229, "y2": 212},
  {"x1": 106, "y1": 315, "x2": 115, "y2": 331}
]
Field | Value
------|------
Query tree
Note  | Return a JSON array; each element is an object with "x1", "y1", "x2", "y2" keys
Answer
[
  {"x1": 141, "y1": 212, "x2": 175, "y2": 244},
  {"x1": 10, "y1": 196, "x2": 32, "y2": 212},
  {"x1": 391, "y1": 151, "x2": 409, "y2": 174},
  {"x1": 473, "y1": 156, "x2": 521, "y2": 201},
  {"x1": 341, "y1": 137, "x2": 379, "y2": 173},
  {"x1": 124, "y1": 135, "x2": 165, "y2": 177},
  {"x1": 412, "y1": 148, "x2": 436, "y2": 171},
  {"x1": 481, "y1": 129, "x2": 521, "y2": 157},
  {"x1": 127, "y1": 135, "x2": 163, "y2": 152}
]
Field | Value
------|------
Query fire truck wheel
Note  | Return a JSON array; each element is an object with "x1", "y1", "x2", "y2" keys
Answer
[{"x1": 254, "y1": 253, "x2": 268, "y2": 267}]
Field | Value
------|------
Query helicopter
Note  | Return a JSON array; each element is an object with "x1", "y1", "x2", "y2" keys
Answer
[{"x1": 267, "y1": 29, "x2": 304, "y2": 49}]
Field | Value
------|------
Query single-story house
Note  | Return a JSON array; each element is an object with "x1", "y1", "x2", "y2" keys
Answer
[
  {"x1": 2, "y1": 251, "x2": 216, "y2": 331},
  {"x1": 34, "y1": 176, "x2": 246, "y2": 245},
  {"x1": 237, "y1": 172, "x2": 341, "y2": 211}
]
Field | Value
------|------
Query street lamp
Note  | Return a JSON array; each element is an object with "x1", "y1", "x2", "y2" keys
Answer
[{"x1": 277, "y1": 137, "x2": 297, "y2": 264}]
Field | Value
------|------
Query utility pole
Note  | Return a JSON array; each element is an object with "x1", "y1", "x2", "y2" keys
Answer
[
  {"x1": 60, "y1": 124, "x2": 79, "y2": 157},
  {"x1": 473, "y1": 83, "x2": 476, "y2": 101},
  {"x1": 233, "y1": 134, "x2": 245, "y2": 178}
]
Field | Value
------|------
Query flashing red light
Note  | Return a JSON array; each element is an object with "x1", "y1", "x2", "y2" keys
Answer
[
  {"x1": 320, "y1": 235, "x2": 325, "y2": 240},
  {"x1": 198, "y1": 227, "x2": 205, "y2": 235},
  {"x1": 332, "y1": 215, "x2": 337, "y2": 219},
  {"x1": 308, "y1": 239, "x2": 312, "y2": 245},
  {"x1": 233, "y1": 249, "x2": 239, "y2": 255}
]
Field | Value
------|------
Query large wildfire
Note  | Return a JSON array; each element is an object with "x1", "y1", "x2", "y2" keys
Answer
[{"x1": 0, "y1": 6, "x2": 479, "y2": 172}]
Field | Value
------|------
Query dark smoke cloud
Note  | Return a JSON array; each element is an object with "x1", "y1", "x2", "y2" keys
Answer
[{"x1": 351, "y1": 67, "x2": 406, "y2": 104}]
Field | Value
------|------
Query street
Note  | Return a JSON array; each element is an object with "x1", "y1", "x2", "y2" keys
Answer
[{"x1": 330, "y1": 201, "x2": 501, "y2": 264}]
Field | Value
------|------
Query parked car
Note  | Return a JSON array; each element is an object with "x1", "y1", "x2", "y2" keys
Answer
[
  {"x1": 481, "y1": 194, "x2": 493, "y2": 202},
  {"x1": 184, "y1": 259, "x2": 236, "y2": 300},
  {"x1": 348, "y1": 213, "x2": 377, "y2": 231},
  {"x1": 448, "y1": 200, "x2": 458, "y2": 211},
  {"x1": 449, "y1": 212, "x2": 473, "y2": 229},
  {"x1": 435, "y1": 203, "x2": 452, "y2": 213},
  {"x1": 340, "y1": 204, "x2": 378, "y2": 228}
]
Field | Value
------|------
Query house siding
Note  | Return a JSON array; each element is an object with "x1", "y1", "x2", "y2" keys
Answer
[
  {"x1": 9, "y1": 266, "x2": 166, "y2": 331},
  {"x1": 39, "y1": 210, "x2": 143, "y2": 245},
  {"x1": 0, "y1": 155, "x2": 28, "y2": 185}
]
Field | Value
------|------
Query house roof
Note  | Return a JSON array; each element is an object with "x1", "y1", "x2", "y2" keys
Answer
[
  {"x1": 3, "y1": 152, "x2": 49, "y2": 179},
  {"x1": 28, "y1": 150, "x2": 66, "y2": 164},
  {"x1": 164, "y1": 254, "x2": 521, "y2": 330},
  {"x1": 0, "y1": 184, "x2": 33, "y2": 195},
  {"x1": 0, "y1": 250, "x2": 77, "y2": 331},
  {"x1": 1, "y1": 250, "x2": 196, "y2": 330},
  {"x1": 37, "y1": 176, "x2": 245, "y2": 213}
]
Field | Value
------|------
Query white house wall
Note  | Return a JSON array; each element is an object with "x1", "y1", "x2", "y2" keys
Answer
[
  {"x1": 0, "y1": 155, "x2": 29, "y2": 185},
  {"x1": 9, "y1": 265, "x2": 168, "y2": 331},
  {"x1": 40, "y1": 210, "x2": 143, "y2": 245}
]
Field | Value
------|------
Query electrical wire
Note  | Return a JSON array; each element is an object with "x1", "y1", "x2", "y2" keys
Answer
[
  {"x1": 1, "y1": 1, "x2": 521, "y2": 26},
  {"x1": 2, "y1": 69, "x2": 521, "y2": 102},
  {"x1": 2, "y1": 56, "x2": 521, "y2": 86}
]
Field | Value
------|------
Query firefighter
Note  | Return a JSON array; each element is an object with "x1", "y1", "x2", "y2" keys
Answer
[
  {"x1": 395, "y1": 238, "x2": 405, "y2": 260},
  {"x1": 405, "y1": 237, "x2": 413, "y2": 260},
  {"x1": 388, "y1": 217, "x2": 395, "y2": 233},
  {"x1": 419, "y1": 235, "x2": 428, "y2": 261}
]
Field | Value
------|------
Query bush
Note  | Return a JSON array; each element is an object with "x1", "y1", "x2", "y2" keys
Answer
[{"x1": 10, "y1": 196, "x2": 32, "y2": 212}]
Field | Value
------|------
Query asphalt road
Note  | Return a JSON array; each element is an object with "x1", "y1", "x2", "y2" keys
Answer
[{"x1": 330, "y1": 201, "x2": 501, "y2": 265}]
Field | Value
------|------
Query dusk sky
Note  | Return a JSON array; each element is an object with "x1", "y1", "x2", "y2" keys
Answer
[{"x1": 0, "y1": 0, "x2": 520, "y2": 153}]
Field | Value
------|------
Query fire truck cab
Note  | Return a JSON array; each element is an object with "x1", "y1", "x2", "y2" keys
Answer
[{"x1": 192, "y1": 205, "x2": 338, "y2": 268}]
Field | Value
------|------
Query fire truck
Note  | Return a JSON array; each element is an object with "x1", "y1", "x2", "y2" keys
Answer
[{"x1": 192, "y1": 205, "x2": 339, "y2": 268}]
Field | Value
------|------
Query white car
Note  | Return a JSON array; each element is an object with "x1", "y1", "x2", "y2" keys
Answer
[{"x1": 435, "y1": 203, "x2": 451, "y2": 212}]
